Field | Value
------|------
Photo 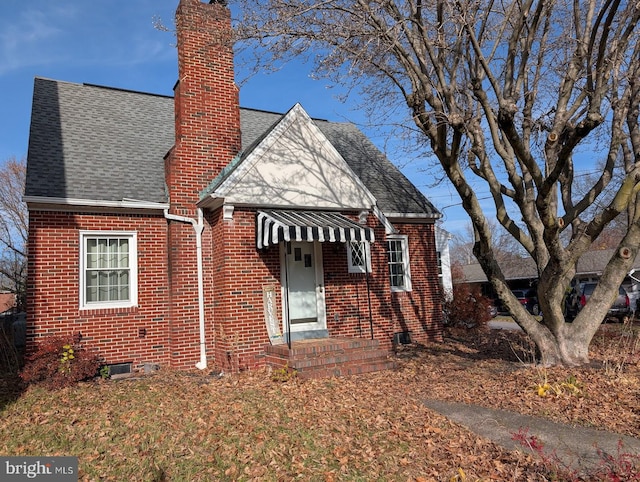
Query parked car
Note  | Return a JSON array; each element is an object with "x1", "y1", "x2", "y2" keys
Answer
[
  {"x1": 511, "y1": 289, "x2": 540, "y2": 315},
  {"x1": 566, "y1": 282, "x2": 631, "y2": 322}
]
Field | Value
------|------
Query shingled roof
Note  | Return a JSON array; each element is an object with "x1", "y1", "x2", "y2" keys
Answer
[
  {"x1": 460, "y1": 249, "x2": 640, "y2": 283},
  {"x1": 25, "y1": 79, "x2": 173, "y2": 204},
  {"x1": 25, "y1": 78, "x2": 439, "y2": 218}
]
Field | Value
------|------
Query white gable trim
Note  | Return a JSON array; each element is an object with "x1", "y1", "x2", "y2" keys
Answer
[{"x1": 203, "y1": 104, "x2": 378, "y2": 210}]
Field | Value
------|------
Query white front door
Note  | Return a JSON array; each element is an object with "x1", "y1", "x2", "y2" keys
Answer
[{"x1": 281, "y1": 241, "x2": 327, "y2": 338}]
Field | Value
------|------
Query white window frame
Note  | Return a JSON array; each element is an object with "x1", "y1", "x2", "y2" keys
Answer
[
  {"x1": 387, "y1": 235, "x2": 412, "y2": 292},
  {"x1": 347, "y1": 241, "x2": 372, "y2": 274},
  {"x1": 79, "y1": 231, "x2": 138, "y2": 309}
]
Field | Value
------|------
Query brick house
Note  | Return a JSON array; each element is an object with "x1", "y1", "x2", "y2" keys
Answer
[{"x1": 24, "y1": 0, "x2": 443, "y2": 377}]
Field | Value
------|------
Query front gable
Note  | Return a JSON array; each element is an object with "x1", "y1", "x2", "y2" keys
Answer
[{"x1": 199, "y1": 104, "x2": 376, "y2": 211}]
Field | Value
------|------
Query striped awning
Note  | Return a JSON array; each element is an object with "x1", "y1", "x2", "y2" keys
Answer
[{"x1": 256, "y1": 210, "x2": 375, "y2": 249}]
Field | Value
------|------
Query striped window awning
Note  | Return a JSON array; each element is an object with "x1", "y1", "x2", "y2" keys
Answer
[{"x1": 256, "y1": 210, "x2": 375, "y2": 249}]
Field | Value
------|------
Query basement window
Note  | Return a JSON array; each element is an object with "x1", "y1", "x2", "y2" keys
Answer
[{"x1": 79, "y1": 231, "x2": 138, "y2": 309}]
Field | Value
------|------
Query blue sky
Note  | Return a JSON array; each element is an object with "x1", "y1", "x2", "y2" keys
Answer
[{"x1": 0, "y1": 0, "x2": 473, "y2": 235}]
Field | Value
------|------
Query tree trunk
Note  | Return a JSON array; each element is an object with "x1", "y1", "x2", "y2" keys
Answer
[
  {"x1": 522, "y1": 319, "x2": 591, "y2": 366},
  {"x1": 512, "y1": 280, "x2": 624, "y2": 366}
]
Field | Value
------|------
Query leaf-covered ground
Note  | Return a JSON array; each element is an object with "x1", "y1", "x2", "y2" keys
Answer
[
  {"x1": 0, "y1": 324, "x2": 638, "y2": 481},
  {"x1": 410, "y1": 323, "x2": 640, "y2": 438}
]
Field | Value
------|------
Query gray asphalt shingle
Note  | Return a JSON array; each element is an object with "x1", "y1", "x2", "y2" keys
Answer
[
  {"x1": 26, "y1": 78, "x2": 439, "y2": 217},
  {"x1": 26, "y1": 78, "x2": 173, "y2": 204}
]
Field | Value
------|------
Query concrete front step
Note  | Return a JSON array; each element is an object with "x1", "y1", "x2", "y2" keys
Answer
[{"x1": 265, "y1": 337, "x2": 396, "y2": 379}]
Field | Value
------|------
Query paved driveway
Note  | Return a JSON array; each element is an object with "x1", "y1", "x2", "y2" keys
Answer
[{"x1": 488, "y1": 319, "x2": 522, "y2": 330}]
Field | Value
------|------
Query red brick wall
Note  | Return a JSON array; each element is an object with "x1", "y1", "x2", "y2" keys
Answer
[
  {"x1": 204, "y1": 211, "x2": 443, "y2": 370},
  {"x1": 388, "y1": 222, "x2": 444, "y2": 344},
  {"x1": 208, "y1": 208, "x2": 280, "y2": 372},
  {"x1": 323, "y1": 218, "x2": 443, "y2": 349},
  {"x1": 26, "y1": 209, "x2": 443, "y2": 372},
  {"x1": 26, "y1": 211, "x2": 171, "y2": 369},
  {"x1": 322, "y1": 217, "x2": 391, "y2": 342}
]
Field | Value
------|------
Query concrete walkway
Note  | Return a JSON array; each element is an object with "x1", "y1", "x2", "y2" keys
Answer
[{"x1": 423, "y1": 399, "x2": 640, "y2": 475}]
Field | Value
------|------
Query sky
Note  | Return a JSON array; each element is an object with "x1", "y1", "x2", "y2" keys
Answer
[{"x1": 0, "y1": 0, "x2": 476, "y2": 236}]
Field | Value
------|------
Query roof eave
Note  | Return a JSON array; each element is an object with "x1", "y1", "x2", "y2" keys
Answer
[
  {"x1": 24, "y1": 196, "x2": 170, "y2": 214},
  {"x1": 197, "y1": 193, "x2": 224, "y2": 211},
  {"x1": 385, "y1": 212, "x2": 442, "y2": 223}
]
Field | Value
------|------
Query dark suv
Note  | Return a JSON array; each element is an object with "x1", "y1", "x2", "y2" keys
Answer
[
  {"x1": 566, "y1": 282, "x2": 631, "y2": 322},
  {"x1": 511, "y1": 289, "x2": 539, "y2": 315}
]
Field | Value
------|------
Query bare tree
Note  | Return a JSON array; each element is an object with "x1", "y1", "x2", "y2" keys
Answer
[
  {"x1": 449, "y1": 233, "x2": 475, "y2": 266},
  {"x1": 450, "y1": 219, "x2": 527, "y2": 266},
  {"x1": 0, "y1": 157, "x2": 27, "y2": 311},
  {"x1": 234, "y1": 0, "x2": 640, "y2": 365}
]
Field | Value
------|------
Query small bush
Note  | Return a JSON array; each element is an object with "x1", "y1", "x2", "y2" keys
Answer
[
  {"x1": 594, "y1": 440, "x2": 640, "y2": 481},
  {"x1": 270, "y1": 364, "x2": 297, "y2": 382},
  {"x1": 20, "y1": 334, "x2": 102, "y2": 390},
  {"x1": 443, "y1": 284, "x2": 494, "y2": 329},
  {"x1": 593, "y1": 323, "x2": 640, "y2": 376},
  {"x1": 512, "y1": 427, "x2": 578, "y2": 480},
  {"x1": 0, "y1": 327, "x2": 21, "y2": 374},
  {"x1": 512, "y1": 427, "x2": 640, "y2": 481}
]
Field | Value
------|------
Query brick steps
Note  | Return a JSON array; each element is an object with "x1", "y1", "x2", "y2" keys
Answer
[{"x1": 265, "y1": 337, "x2": 396, "y2": 379}]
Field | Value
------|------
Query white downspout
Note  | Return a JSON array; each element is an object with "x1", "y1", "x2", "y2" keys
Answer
[{"x1": 164, "y1": 208, "x2": 207, "y2": 370}]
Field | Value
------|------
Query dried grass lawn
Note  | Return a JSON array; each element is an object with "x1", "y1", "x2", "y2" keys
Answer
[{"x1": 0, "y1": 323, "x2": 638, "y2": 481}]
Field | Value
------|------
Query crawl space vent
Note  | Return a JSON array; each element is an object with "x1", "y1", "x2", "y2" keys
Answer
[{"x1": 108, "y1": 363, "x2": 132, "y2": 377}]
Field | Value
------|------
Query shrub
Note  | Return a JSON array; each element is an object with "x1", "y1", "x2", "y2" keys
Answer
[
  {"x1": 20, "y1": 334, "x2": 102, "y2": 389},
  {"x1": 593, "y1": 323, "x2": 640, "y2": 376},
  {"x1": 443, "y1": 284, "x2": 494, "y2": 329},
  {"x1": 0, "y1": 327, "x2": 21, "y2": 374},
  {"x1": 270, "y1": 364, "x2": 297, "y2": 382},
  {"x1": 512, "y1": 427, "x2": 640, "y2": 481}
]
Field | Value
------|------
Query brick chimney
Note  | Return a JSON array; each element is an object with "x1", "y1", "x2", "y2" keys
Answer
[{"x1": 168, "y1": 0, "x2": 241, "y2": 215}]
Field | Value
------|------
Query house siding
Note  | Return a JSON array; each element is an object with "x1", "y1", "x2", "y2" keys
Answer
[
  {"x1": 26, "y1": 211, "x2": 171, "y2": 369},
  {"x1": 205, "y1": 211, "x2": 443, "y2": 371},
  {"x1": 389, "y1": 222, "x2": 444, "y2": 344},
  {"x1": 208, "y1": 208, "x2": 280, "y2": 372},
  {"x1": 323, "y1": 220, "x2": 443, "y2": 348},
  {"x1": 27, "y1": 210, "x2": 443, "y2": 371}
]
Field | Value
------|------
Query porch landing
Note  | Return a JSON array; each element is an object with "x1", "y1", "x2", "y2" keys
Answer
[{"x1": 265, "y1": 337, "x2": 396, "y2": 379}]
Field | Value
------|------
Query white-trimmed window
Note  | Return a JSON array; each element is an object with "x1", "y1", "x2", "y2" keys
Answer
[
  {"x1": 347, "y1": 241, "x2": 372, "y2": 273},
  {"x1": 80, "y1": 231, "x2": 138, "y2": 309},
  {"x1": 387, "y1": 235, "x2": 412, "y2": 291}
]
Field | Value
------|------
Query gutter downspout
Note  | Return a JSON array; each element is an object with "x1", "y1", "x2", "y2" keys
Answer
[{"x1": 164, "y1": 208, "x2": 207, "y2": 370}]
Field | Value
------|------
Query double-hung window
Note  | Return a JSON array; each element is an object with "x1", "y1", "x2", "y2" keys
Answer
[
  {"x1": 80, "y1": 232, "x2": 138, "y2": 309},
  {"x1": 347, "y1": 241, "x2": 372, "y2": 273},
  {"x1": 387, "y1": 235, "x2": 412, "y2": 291}
]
